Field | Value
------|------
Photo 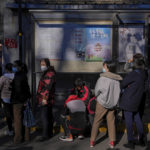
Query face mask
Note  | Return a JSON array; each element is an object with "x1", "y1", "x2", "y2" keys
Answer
[
  {"x1": 102, "y1": 67, "x2": 106, "y2": 73},
  {"x1": 12, "y1": 67, "x2": 18, "y2": 73},
  {"x1": 41, "y1": 66, "x2": 48, "y2": 71}
]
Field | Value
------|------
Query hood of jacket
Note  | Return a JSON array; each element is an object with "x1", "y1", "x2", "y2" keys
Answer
[
  {"x1": 3, "y1": 73, "x2": 15, "y2": 80},
  {"x1": 100, "y1": 72, "x2": 122, "y2": 81}
]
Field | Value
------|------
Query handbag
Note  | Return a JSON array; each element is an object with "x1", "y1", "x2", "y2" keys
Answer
[{"x1": 23, "y1": 101, "x2": 36, "y2": 128}]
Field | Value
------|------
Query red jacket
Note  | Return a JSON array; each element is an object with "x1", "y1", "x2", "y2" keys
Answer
[
  {"x1": 65, "y1": 85, "x2": 90, "y2": 106},
  {"x1": 37, "y1": 68, "x2": 56, "y2": 106}
]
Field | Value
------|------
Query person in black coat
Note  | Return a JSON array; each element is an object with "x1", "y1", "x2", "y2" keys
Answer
[
  {"x1": 119, "y1": 55, "x2": 147, "y2": 149},
  {"x1": 11, "y1": 60, "x2": 31, "y2": 144}
]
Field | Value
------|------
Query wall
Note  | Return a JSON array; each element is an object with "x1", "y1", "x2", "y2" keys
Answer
[{"x1": 3, "y1": 0, "x2": 19, "y2": 65}]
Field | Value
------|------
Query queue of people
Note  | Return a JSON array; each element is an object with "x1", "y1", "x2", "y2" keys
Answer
[{"x1": 0, "y1": 53, "x2": 148, "y2": 149}]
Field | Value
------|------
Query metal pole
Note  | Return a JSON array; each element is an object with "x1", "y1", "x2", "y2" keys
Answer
[
  {"x1": 145, "y1": 15, "x2": 150, "y2": 66},
  {"x1": 112, "y1": 14, "x2": 119, "y2": 72},
  {"x1": 18, "y1": 0, "x2": 22, "y2": 62}
]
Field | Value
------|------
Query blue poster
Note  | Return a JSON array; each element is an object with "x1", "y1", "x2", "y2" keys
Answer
[
  {"x1": 85, "y1": 28, "x2": 111, "y2": 61},
  {"x1": 119, "y1": 27, "x2": 145, "y2": 62}
]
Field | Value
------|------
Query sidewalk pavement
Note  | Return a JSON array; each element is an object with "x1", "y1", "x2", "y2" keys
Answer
[{"x1": 0, "y1": 132, "x2": 150, "y2": 150}]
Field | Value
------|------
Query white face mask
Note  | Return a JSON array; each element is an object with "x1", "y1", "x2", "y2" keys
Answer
[
  {"x1": 102, "y1": 67, "x2": 106, "y2": 73},
  {"x1": 41, "y1": 66, "x2": 48, "y2": 71}
]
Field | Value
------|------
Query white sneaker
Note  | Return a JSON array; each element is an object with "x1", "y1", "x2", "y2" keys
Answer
[
  {"x1": 78, "y1": 135, "x2": 84, "y2": 140},
  {"x1": 59, "y1": 136, "x2": 73, "y2": 142}
]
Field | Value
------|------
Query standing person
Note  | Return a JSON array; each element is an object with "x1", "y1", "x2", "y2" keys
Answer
[
  {"x1": 11, "y1": 60, "x2": 31, "y2": 145},
  {"x1": 90, "y1": 61, "x2": 122, "y2": 148},
  {"x1": 119, "y1": 56, "x2": 147, "y2": 149},
  {"x1": 36, "y1": 58, "x2": 56, "y2": 142},
  {"x1": 0, "y1": 63, "x2": 14, "y2": 136}
]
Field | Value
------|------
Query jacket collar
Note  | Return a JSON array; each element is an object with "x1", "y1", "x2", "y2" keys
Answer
[{"x1": 100, "y1": 72, "x2": 123, "y2": 81}]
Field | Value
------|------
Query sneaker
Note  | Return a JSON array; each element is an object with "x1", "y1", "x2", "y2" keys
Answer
[
  {"x1": 135, "y1": 138, "x2": 146, "y2": 147},
  {"x1": 90, "y1": 141, "x2": 95, "y2": 148},
  {"x1": 123, "y1": 141, "x2": 135, "y2": 149},
  {"x1": 109, "y1": 141, "x2": 115, "y2": 149},
  {"x1": 59, "y1": 135, "x2": 73, "y2": 142},
  {"x1": 78, "y1": 135, "x2": 84, "y2": 140}
]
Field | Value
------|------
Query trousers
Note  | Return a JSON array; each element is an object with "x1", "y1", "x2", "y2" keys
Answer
[{"x1": 90, "y1": 102, "x2": 116, "y2": 142}]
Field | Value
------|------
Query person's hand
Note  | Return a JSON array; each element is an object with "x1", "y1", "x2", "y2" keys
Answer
[
  {"x1": 42, "y1": 99, "x2": 47, "y2": 105},
  {"x1": 128, "y1": 58, "x2": 133, "y2": 63},
  {"x1": 66, "y1": 115, "x2": 70, "y2": 121}
]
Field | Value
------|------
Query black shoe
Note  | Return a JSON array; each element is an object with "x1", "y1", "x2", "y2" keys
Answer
[
  {"x1": 134, "y1": 134, "x2": 147, "y2": 147},
  {"x1": 134, "y1": 139, "x2": 146, "y2": 147},
  {"x1": 36, "y1": 137, "x2": 49, "y2": 142},
  {"x1": 123, "y1": 141, "x2": 135, "y2": 149}
]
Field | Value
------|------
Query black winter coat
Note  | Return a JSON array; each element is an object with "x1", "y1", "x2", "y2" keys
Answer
[
  {"x1": 119, "y1": 69, "x2": 147, "y2": 112},
  {"x1": 11, "y1": 71, "x2": 31, "y2": 104}
]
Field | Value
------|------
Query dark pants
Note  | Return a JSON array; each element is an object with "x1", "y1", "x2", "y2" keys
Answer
[
  {"x1": 124, "y1": 111, "x2": 144, "y2": 142},
  {"x1": 60, "y1": 115, "x2": 71, "y2": 136},
  {"x1": 2, "y1": 101, "x2": 13, "y2": 131},
  {"x1": 41, "y1": 105, "x2": 53, "y2": 138},
  {"x1": 13, "y1": 104, "x2": 30, "y2": 144},
  {"x1": 60, "y1": 112, "x2": 87, "y2": 136}
]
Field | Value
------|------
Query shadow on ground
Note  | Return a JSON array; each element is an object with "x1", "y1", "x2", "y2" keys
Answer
[{"x1": 5, "y1": 146, "x2": 33, "y2": 150}]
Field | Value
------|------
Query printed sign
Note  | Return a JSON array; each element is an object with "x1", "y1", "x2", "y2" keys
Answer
[
  {"x1": 119, "y1": 27, "x2": 145, "y2": 62},
  {"x1": 85, "y1": 28, "x2": 111, "y2": 61},
  {"x1": 5, "y1": 38, "x2": 17, "y2": 48}
]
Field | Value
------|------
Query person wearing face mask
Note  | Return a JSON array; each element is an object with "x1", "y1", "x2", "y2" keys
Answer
[
  {"x1": 36, "y1": 58, "x2": 56, "y2": 142},
  {"x1": 11, "y1": 60, "x2": 31, "y2": 145},
  {"x1": 0, "y1": 63, "x2": 14, "y2": 136},
  {"x1": 90, "y1": 61, "x2": 122, "y2": 149}
]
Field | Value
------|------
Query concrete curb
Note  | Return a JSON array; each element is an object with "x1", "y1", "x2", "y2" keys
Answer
[{"x1": 30, "y1": 123, "x2": 150, "y2": 134}]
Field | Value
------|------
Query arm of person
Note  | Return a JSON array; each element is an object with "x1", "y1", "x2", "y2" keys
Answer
[
  {"x1": 121, "y1": 71, "x2": 135, "y2": 89},
  {"x1": 78, "y1": 86, "x2": 89, "y2": 101},
  {"x1": 94, "y1": 77, "x2": 103, "y2": 97},
  {"x1": 0, "y1": 76, "x2": 4, "y2": 91}
]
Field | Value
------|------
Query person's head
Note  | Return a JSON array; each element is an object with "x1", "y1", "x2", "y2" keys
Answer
[
  {"x1": 13, "y1": 60, "x2": 22, "y2": 73},
  {"x1": 132, "y1": 53, "x2": 145, "y2": 70},
  {"x1": 5, "y1": 63, "x2": 13, "y2": 73},
  {"x1": 102, "y1": 61, "x2": 116, "y2": 73},
  {"x1": 74, "y1": 78, "x2": 84, "y2": 90},
  {"x1": 21, "y1": 63, "x2": 28, "y2": 74},
  {"x1": 40, "y1": 58, "x2": 50, "y2": 72}
]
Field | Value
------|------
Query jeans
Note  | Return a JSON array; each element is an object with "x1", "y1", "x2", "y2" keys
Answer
[{"x1": 124, "y1": 111, "x2": 144, "y2": 141}]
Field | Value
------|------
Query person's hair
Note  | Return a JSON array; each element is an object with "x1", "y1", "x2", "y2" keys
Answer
[
  {"x1": 14, "y1": 60, "x2": 22, "y2": 67},
  {"x1": 5, "y1": 63, "x2": 13, "y2": 72},
  {"x1": 21, "y1": 63, "x2": 28, "y2": 74},
  {"x1": 74, "y1": 78, "x2": 84, "y2": 87},
  {"x1": 132, "y1": 53, "x2": 145, "y2": 70},
  {"x1": 103, "y1": 61, "x2": 116, "y2": 73},
  {"x1": 14, "y1": 60, "x2": 28, "y2": 73},
  {"x1": 40, "y1": 58, "x2": 50, "y2": 68}
]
